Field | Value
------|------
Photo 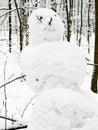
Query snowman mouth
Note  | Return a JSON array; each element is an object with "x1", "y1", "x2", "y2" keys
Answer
[{"x1": 44, "y1": 28, "x2": 56, "y2": 32}]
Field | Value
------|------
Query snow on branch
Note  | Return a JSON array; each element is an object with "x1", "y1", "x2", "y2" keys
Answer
[
  {"x1": 0, "y1": 116, "x2": 16, "y2": 122},
  {"x1": 2, "y1": 124, "x2": 27, "y2": 130},
  {"x1": 4, "y1": 125, "x2": 27, "y2": 130},
  {"x1": 0, "y1": 116, "x2": 28, "y2": 130},
  {"x1": 0, "y1": 8, "x2": 9, "y2": 10},
  {"x1": 0, "y1": 8, "x2": 24, "y2": 19},
  {"x1": 0, "y1": 75, "x2": 26, "y2": 89},
  {"x1": 87, "y1": 63, "x2": 98, "y2": 66}
]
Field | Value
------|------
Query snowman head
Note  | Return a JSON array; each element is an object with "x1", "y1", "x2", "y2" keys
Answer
[{"x1": 28, "y1": 8, "x2": 64, "y2": 45}]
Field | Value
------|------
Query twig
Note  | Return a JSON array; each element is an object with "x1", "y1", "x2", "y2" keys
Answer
[
  {"x1": 0, "y1": 116, "x2": 16, "y2": 122},
  {"x1": 0, "y1": 116, "x2": 28, "y2": 129},
  {"x1": 0, "y1": 8, "x2": 9, "y2": 10},
  {"x1": 87, "y1": 63, "x2": 98, "y2": 66},
  {"x1": 0, "y1": 15, "x2": 7, "y2": 25},
  {"x1": 0, "y1": 75, "x2": 26, "y2": 89},
  {"x1": 2, "y1": 125, "x2": 27, "y2": 130},
  {"x1": 13, "y1": 0, "x2": 22, "y2": 25},
  {"x1": 0, "y1": 9, "x2": 17, "y2": 18},
  {"x1": 4, "y1": 60, "x2": 7, "y2": 130},
  {"x1": 21, "y1": 95, "x2": 37, "y2": 118},
  {"x1": 0, "y1": 8, "x2": 24, "y2": 19}
]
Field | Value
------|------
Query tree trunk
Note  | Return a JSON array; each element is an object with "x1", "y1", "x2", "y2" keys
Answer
[
  {"x1": 65, "y1": 0, "x2": 71, "y2": 42},
  {"x1": 76, "y1": 0, "x2": 79, "y2": 42},
  {"x1": 14, "y1": 0, "x2": 23, "y2": 51},
  {"x1": 87, "y1": 0, "x2": 91, "y2": 53},
  {"x1": 79, "y1": 0, "x2": 83, "y2": 45},
  {"x1": 91, "y1": 0, "x2": 98, "y2": 93},
  {"x1": 9, "y1": 0, "x2": 12, "y2": 53}
]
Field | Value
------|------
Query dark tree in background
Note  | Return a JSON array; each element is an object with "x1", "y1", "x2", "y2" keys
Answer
[
  {"x1": 9, "y1": 0, "x2": 12, "y2": 52},
  {"x1": 19, "y1": 0, "x2": 29, "y2": 46},
  {"x1": 79, "y1": 0, "x2": 83, "y2": 45},
  {"x1": 87, "y1": 0, "x2": 91, "y2": 53},
  {"x1": 91, "y1": 0, "x2": 98, "y2": 93},
  {"x1": 14, "y1": 0, "x2": 23, "y2": 51},
  {"x1": 65, "y1": 0, "x2": 71, "y2": 42}
]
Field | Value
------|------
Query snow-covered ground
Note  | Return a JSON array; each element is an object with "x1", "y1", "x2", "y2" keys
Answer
[
  {"x1": 0, "y1": 34, "x2": 96, "y2": 130},
  {"x1": 0, "y1": 49, "x2": 36, "y2": 129}
]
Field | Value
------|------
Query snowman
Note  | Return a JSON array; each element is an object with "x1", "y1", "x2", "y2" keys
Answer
[
  {"x1": 20, "y1": 8, "x2": 98, "y2": 130},
  {"x1": 21, "y1": 8, "x2": 87, "y2": 93}
]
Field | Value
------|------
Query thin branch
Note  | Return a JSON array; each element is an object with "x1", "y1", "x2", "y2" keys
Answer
[
  {"x1": 13, "y1": 0, "x2": 22, "y2": 24},
  {"x1": 0, "y1": 9, "x2": 17, "y2": 18},
  {"x1": 0, "y1": 75, "x2": 26, "y2": 89},
  {"x1": 21, "y1": 95, "x2": 37, "y2": 118},
  {"x1": 0, "y1": 8, "x2": 24, "y2": 19},
  {"x1": 4, "y1": 60, "x2": 7, "y2": 130},
  {"x1": 0, "y1": 116, "x2": 16, "y2": 122},
  {"x1": 2, "y1": 125, "x2": 27, "y2": 130},
  {"x1": 0, "y1": 15, "x2": 7, "y2": 25},
  {"x1": 87, "y1": 63, "x2": 98, "y2": 66},
  {"x1": 0, "y1": 8, "x2": 9, "y2": 10}
]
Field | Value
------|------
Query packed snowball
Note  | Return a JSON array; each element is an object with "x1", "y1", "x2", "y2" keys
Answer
[
  {"x1": 27, "y1": 88, "x2": 98, "y2": 130},
  {"x1": 21, "y1": 41, "x2": 87, "y2": 92},
  {"x1": 28, "y1": 8, "x2": 64, "y2": 45}
]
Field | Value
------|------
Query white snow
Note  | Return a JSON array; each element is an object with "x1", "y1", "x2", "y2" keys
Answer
[
  {"x1": 28, "y1": 8, "x2": 64, "y2": 45},
  {"x1": 0, "y1": 52, "x2": 35, "y2": 129},
  {"x1": 27, "y1": 88, "x2": 98, "y2": 130},
  {"x1": 21, "y1": 41, "x2": 87, "y2": 92},
  {"x1": 21, "y1": 8, "x2": 87, "y2": 92},
  {"x1": 20, "y1": 8, "x2": 97, "y2": 130},
  {"x1": 0, "y1": 7, "x2": 97, "y2": 130}
]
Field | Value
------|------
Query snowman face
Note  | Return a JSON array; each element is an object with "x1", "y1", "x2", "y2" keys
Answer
[{"x1": 28, "y1": 8, "x2": 64, "y2": 44}]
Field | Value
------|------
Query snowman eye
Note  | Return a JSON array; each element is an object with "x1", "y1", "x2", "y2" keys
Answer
[
  {"x1": 48, "y1": 17, "x2": 52, "y2": 25},
  {"x1": 36, "y1": 15, "x2": 43, "y2": 23},
  {"x1": 36, "y1": 78, "x2": 39, "y2": 81},
  {"x1": 40, "y1": 16, "x2": 43, "y2": 20}
]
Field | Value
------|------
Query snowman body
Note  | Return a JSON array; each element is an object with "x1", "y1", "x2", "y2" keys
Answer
[
  {"x1": 21, "y1": 41, "x2": 87, "y2": 92},
  {"x1": 20, "y1": 8, "x2": 97, "y2": 130},
  {"x1": 21, "y1": 8, "x2": 87, "y2": 92}
]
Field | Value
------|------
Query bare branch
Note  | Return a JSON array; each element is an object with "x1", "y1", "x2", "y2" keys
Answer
[
  {"x1": 0, "y1": 116, "x2": 27, "y2": 129},
  {"x1": 13, "y1": 0, "x2": 22, "y2": 24},
  {"x1": 3, "y1": 60, "x2": 7, "y2": 129},
  {"x1": 0, "y1": 75, "x2": 26, "y2": 89},
  {"x1": 0, "y1": 9, "x2": 17, "y2": 18},
  {"x1": 87, "y1": 63, "x2": 98, "y2": 66},
  {"x1": 2, "y1": 125, "x2": 27, "y2": 130},
  {"x1": 0, "y1": 8, "x2": 9, "y2": 10},
  {"x1": 0, "y1": 8, "x2": 24, "y2": 19},
  {"x1": 0, "y1": 116, "x2": 16, "y2": 122},
  {"x1": 21, "y1": 95, "x2": 37, "y2": 118}
]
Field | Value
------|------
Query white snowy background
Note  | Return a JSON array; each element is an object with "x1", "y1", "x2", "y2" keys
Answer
[{"x1": 0, "y1": 0, "x2": 97, "y2": 130}]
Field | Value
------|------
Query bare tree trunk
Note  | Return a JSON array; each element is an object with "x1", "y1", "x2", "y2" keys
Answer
[
  {"x1": 87, "y1": 0, "x2": 91, "y2": 53},
  {"x1": 65, "y1": 0, "x2": 71, "y2": 42},
  {"x1": 14, "y1": 0, "x2": 23, "y2": 51},
  {"x1": 91, "y1": 0, "x2": 98, "y2": 93},
  {"x1": 76, "y1": 0, "x2": 79, "y2": 42},
  {"x1": 19, "y1": 0, "x2": 29, "y2": 46},
  {"x1": 79, "y1": 0, "x2": 83, "y2": 45},
  {"x1": 9, "y1": 0, "x2": 12, "y2": 52}
]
